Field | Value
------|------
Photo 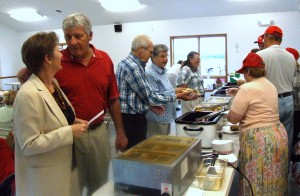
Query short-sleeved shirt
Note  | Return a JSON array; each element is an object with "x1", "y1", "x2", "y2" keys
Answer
[
  {"x1": 257, "y1": 45, "x2": 296, "y2": 94},
  {"x1": 176, "y1": 66, "x2": 205, "y2": 93},
  {"x1": 116, "y1": 53, "x2": 176, "y2": 114},
  {"x1": 230, "y1": 77, "x2": 279, "y2": 133},
  {"x1": 55, "y1": 44, "x2": 119, "y2": 124},
  {"x1": 146, "y1": 63, "x2": 176, "y2": 123}
]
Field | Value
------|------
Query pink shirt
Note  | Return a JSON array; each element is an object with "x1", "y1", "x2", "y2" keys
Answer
[{"x1": 230, "y1": 77, "x2": 280, "y2": 133}]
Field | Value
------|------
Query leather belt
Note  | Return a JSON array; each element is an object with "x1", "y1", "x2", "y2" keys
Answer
[
  {"x1": 89, "y1": 121, "x2": 103, "y2": 130},
  {"x1": 278, "y1": 92, "x2": 292, "y2": 98}
]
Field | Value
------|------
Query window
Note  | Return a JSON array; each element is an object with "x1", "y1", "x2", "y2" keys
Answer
[{"x1": 170, "y1": 34, "x2": 227, "y2": 91}]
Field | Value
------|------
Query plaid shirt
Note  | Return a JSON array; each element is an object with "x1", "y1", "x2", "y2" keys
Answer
[
  {"x1": 176, "y1": 66, "x2": 205, "y2": 93},
  {"x1": 116, "y1": 53, "x2": 176, "y2": 114}
]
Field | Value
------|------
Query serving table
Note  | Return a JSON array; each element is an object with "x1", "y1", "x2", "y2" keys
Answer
[{"x1": 93, "y1": 122, "x2": 240, "y2": 196}]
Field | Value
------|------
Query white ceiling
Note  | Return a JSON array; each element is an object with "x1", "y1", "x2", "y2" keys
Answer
[{"x1": 0, "y1": 0, "x2": 298, "y2": 32}]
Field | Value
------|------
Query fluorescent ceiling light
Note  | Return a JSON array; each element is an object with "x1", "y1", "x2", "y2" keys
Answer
[
  {"x1": 99, "y1": 0, "x2": 145, "y2": 12},
  {"x1": 9, "y1": 8, "x2": 46, "y2": 22}
]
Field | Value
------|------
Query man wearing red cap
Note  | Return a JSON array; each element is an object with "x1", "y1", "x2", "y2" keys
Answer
[
  {"x1": 257, "y1": 26, "x2": 296, "y2": 168},
  {"x1": 254, "y1": 34, "x2": 264, "y2": 50}
]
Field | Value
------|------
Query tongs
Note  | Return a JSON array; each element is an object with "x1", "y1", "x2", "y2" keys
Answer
[{"x1": 196, "y1": 111, "x2": 222, "y2": 122}]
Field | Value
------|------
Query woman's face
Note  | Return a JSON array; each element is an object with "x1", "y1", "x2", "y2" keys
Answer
[
  {"x1": 50, "y1": 45, "x2": 63, "y2": 72},
  {"x1": 152, "y1": 51, "x2": 168, "y2": 69},
  {"x1": 190, "y1": 54, "x2": 200, "y2": 67}
]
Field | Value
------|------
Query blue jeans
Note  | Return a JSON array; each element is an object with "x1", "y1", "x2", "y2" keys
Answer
[{"x1": 278, "y1": 95, "x2": 294, "y2": 161}]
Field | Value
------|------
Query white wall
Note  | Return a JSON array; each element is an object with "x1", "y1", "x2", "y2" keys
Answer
[
  {"x1": 1, "y1": 11, "x2": 300, "y2": 89},
  {"x1": 0, "y1": 23, "x2": 22, "y2": 89}
]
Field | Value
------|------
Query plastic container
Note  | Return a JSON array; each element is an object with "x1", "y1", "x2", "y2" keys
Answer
[{"x1": 196, "y1": 158, "x2": 227, "y2": 190}]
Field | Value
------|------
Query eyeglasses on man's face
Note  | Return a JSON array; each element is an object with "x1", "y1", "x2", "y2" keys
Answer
[{"x1": 143, "y1": 47, "x2": 153, "y2": 54}]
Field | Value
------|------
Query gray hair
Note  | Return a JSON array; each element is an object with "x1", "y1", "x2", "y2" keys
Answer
[
  {"x1": 152, "y1": 44, "x2": 169, "y2": 57},
  {"x1": 62, "y1": 13, "x2": 92, "y2": 34},
  {"x1": 131, "y1": 35, "x2": 152, "y2": 51}
]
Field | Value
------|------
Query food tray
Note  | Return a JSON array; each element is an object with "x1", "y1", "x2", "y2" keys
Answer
[
  {"x1": 194, "y1": 102, "x2": 224, "y2": 112},
  {"x1": 196, "y1": 158, "x2": 227, "y2": 190},
  {"x1": 204, "y1": 96, "x2": 232, "y2": 105}
]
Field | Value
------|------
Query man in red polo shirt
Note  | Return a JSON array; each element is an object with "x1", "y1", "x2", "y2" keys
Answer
[{"x1": 55, "y1": 13, "x2": 127, "y2": 195}]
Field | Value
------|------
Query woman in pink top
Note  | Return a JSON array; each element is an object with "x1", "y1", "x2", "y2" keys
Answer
[{"x1": 227, "y1": 53, "x2": 288, "y2": 196}]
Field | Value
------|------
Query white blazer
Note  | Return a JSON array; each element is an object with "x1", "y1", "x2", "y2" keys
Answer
[{"x1": 14, "y1": 74, "x2": 75, "y2": 196}]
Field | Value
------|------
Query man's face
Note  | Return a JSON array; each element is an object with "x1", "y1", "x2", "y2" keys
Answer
[
  {"x1": 63, "y1": 26, "x2": 92, "y2": 58},
  {"x1": 139, "y1": 43, "x2": 154, "y2": 63},
  {"x1": 258, "y1": 43, "x2": 265, "y2": 50}
]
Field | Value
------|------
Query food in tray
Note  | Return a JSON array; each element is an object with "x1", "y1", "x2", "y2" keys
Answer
[
  {"x1": 194, "y1": 105, "x2": 223, "y2": 112},
  {"x1": 205, "y1": 96, "x2": 232, "y2": 104},
  {"x1": 182, "y1": 88, "x2": 201, "y2": 95},
  {"x1": 230, "y1": 125, "x2": 239, "y2": 131}
]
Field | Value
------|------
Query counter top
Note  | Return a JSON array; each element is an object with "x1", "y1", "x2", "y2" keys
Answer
[{"x1": 93, "y1": 122, "x2": 239, "y2": 196}]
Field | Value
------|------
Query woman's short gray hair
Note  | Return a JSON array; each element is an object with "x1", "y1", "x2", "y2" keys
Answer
[
  {"x1": 62, "y1": 13, "x2": 92, "y2": 34},
  {"x1": 152, "y1": 44, "x2": 169, "y2": 57},
  {"x1": 131, "y1": 35, "x2": 152, "y2": 51}
]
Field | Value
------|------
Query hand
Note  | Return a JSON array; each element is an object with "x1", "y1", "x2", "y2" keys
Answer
[
  {"x1": 74, "y1": 118, "x2": 88, "y2": 124},
  {"x1": 175, "y1": 87, "x2": 185, "y2": 94},
  {"x1": 17, "y1": 67, "x2": 31, "y2": 85},
  {"x1": 176, "y1": 91, "x2": 199, "y2": 101},
  {"x1": 226, "y1": 88, "x2": 239, "y2": 97},
  {"x1": 71, "y1": 123, "x2": 88, "y2": 138},
  {"x1": 150, "y1": 105, "x2": 165, "y2": 115},
  {"x1": 115, "y1": 132, "x2": 128, "y2": 152}
]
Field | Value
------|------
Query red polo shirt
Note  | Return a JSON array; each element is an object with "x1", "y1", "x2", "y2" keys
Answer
[{"x1": 55, "y1": 44, "x2": 119, "y2": 124}]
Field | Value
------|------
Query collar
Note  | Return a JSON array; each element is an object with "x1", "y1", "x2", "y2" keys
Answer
[
  {"x1": 129, "y1": 52, "x2": 146, "y2": 68},
  {"x1": 61, "y1": 44, "x2": 103, "y2": 62},
  {"x1": 151, "y1": 63, "x2": 167, "y2": 74}
]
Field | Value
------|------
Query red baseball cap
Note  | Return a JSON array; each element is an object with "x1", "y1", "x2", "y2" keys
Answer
[
  {"x1": 254, "y1": 34, "x2": 264, "y2": 44},
  {"x1": 286, "y1": 47, "x2": 299, "y2": 60},
  {"x1": 236, "y1": 53, "x2": 265, "y2": 73},
  {"x1": 264, "y1": 25, "x2": 283, "y2": 38}
]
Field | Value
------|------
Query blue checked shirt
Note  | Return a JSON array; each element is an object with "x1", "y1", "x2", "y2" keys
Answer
[
  {"x1": 176, "y1": 66, "x2": 205, "y2": 93},
  {"x1": 145, "y1": 63, "x2": 176, "y2": 123},
  {"x1": 116, "y1": 53, "x2": 176, "y2": 114}
]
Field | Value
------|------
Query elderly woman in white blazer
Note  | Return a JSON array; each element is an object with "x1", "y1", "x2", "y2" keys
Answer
[{"x1": 14, "y1": 32, "x2": 88, "y2": 196}]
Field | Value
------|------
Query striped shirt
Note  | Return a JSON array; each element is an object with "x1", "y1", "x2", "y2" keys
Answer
[
  {"x1": 116, "y1": 53, "x2": 176, "y2": 114},
  {"x1": 176, "y1": 66, "x2": 205, "y2": 93}
]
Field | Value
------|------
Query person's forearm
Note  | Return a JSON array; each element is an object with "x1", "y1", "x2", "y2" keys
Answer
[{"x1": 107, "y1": 98, "x2": 125, "y2": 135}]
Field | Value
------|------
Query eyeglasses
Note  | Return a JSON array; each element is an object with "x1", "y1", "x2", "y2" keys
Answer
[
  {"x1": 158, "y1": 54, "x2": 169, "y2": 58},
  {"x1": 143, "y1": 47, "x2": 153, "y2": 54}
]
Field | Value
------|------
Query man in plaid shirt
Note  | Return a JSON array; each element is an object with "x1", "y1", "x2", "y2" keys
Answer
[{"x1": 116, "y1": 35, "x2": 197, "y2": 150}]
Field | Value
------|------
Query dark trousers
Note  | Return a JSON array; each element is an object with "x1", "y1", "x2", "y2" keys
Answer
[{"x1": 122, "y1": 113, "x2": 147, "y2": 150}]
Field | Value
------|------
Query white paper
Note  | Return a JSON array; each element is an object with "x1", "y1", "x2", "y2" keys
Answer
[{"x1": 88, "y1": 110, "x2": 104, "y2": 125}]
